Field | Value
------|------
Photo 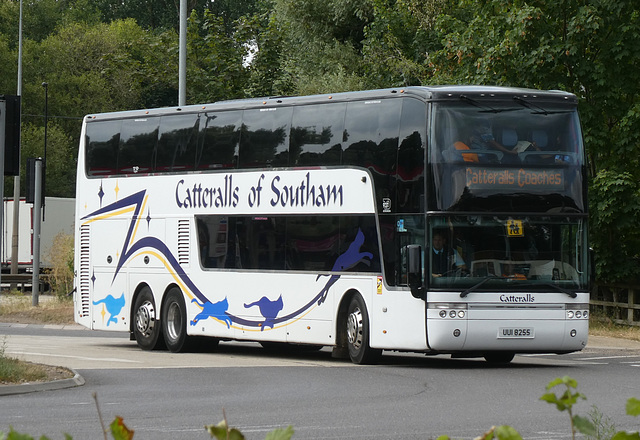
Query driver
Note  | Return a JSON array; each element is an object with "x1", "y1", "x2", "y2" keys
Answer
[{"x1": 431, "y1": 232, "x2": 467, "y2": 277}]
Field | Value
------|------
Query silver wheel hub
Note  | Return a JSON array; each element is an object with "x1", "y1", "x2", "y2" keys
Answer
[
  {"x1": 165, "y1": 302, "x2": 181, "y2": 342},
  {"x1": 135, "y1": 300, "x2": 156, "y2": 337},
  {"x1": 347, "y1": 307, "x2": 363, "y2": 350}
]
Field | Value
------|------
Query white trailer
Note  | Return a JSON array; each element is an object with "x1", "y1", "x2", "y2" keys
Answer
[{"x1": 1, "y1": 197, "x2": 75, "y2": 271}]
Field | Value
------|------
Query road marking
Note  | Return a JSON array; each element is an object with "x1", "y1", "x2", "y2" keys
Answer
[
  {"x1": 6, "y1": 350, "x2": 141, "y2": 364},
  {"x1": 577, "y1": 355, "x2": 640, "y2": 361}
]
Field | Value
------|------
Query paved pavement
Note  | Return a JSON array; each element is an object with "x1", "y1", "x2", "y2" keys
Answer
[{"x1": 1, "y1": 321, "x2": 640, "y2": 396}]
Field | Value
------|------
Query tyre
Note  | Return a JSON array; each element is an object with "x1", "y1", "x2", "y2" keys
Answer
[
  {"x1": 162, "y1": 287, "x2": 190, "y2": 353},
  {"x1": 346, "y1": 295, "x2": 381, "y2": 364},
  {"x1": 484, "y1": 352, "x2": 515, "y2": 364},
  {"x1": 132, "y1": 286, "x2": 163, "y2": 350}
]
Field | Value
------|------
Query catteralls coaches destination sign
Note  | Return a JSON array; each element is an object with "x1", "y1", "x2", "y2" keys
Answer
[{"x1": 466, "y1": 167, "x2": 565, "y2": 190}]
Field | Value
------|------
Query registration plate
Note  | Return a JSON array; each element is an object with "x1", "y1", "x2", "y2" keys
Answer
[{"x1": 497, "y1": 327, "x2": 535, "y2": 338}]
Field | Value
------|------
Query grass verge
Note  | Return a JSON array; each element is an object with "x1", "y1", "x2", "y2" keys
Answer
[
  {"x1": 588, "y1": 313, "x2": 640, "y2": 341},
  {"x1": 1, "y1": 293, "x2": 76, "y2": 385},
  {"x1": 0, "y1": 292, "x2": 75, "y2": 325}
]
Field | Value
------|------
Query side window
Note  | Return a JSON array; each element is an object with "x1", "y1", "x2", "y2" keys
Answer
[
  {"x1": 239, "y1": 107, "x2": 293, "y2": 168},
  {"x1": 286, "y1": 216, "x2": 341, "y2": 271},
  {"x1": 397, "y1": 98, "x2": 426, "y2": 213},
  {"x1": 234, "y1": 217, "x2": 286, "y2": 270},
  {"x1": 156, "y1": 114, "x2": 200, "y2": 172},
  {"x1": 290, "y1": 103, "x2": 345, "y2": 166},
  {"x1": 118, "y1": 117, "x2": 159, "y2": 174},
  {"x1": 198, "y1": 111, "x2": 242, "y2": 170},
  {"x1": 196, "y1": 216, "x2": 232, "y2": 268},
  {"x1": 343, "y1": 99, "x2": 401, "y2": 213},
  {"x1": 196, "y1": 215, "x2": 380, "y2": 273},
  {"x1": 339, "y1": 216, "x2": 381, "y2": 273},
  {"x1": 86, "y1": 120, "x2": 121, "y2": 177}
]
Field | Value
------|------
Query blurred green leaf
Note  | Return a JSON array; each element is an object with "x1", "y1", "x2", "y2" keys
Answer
[{"x1": 627, "y1": 398, "x2": 640, "y2": 417}]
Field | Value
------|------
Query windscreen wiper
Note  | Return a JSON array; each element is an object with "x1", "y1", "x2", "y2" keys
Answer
[
  {"x1": 512, "y1": 96, "x2": 572, "y2": 115},
  {"x1": 519, "y1": 282, "x2": 578, "y2": 298},
  {"x1": 460, "y1": 276, "x2": 501, "y2": 298}
]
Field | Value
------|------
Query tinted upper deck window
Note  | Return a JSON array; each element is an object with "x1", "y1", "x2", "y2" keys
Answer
[
  {"x1": 343, "y1": 99, "x2": 402, "y2": 211},
  {"x1": 118, "y1": 117, "x2": 159, "y2": 174},
  {"x1": 156, "y1": 113, "x2": 200, "y2": 172},
  {"x1": 198, "y1": 110, "x2": 242, "y2": 170},
  {"x1": 238, "y1": 107, "x2": 293, "y2": 168},
  {"x1": 290, "y1": 103, "x2": 346, "y2": 166},
  {"x1": 86, "y1": 120, "x2": 121, "y2": 176}
]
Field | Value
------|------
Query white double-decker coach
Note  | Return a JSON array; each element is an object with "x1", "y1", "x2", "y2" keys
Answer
[{"x1": 74, "y1": 86, "x2": 590, "y2": 364}]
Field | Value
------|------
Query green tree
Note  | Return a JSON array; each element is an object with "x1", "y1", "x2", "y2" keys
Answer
[
  {"x1": 269, "y1": 0, "x2": 374, "y2": 94},
  {"x1": 360, "y1": 0, "x2": 442, "y2": 87},
  {"x1": 590, "y1": 170, "x2": 640, "y2": 283},
  {"x1": 186, "y1": 9, "x2": 249, "y2": 103},
  {"x1": 20, "y1": 122, "x2": 76, "y2": 198},
  {"x1": 238, "y1": 11, "x2": 294, "y2": 97}
]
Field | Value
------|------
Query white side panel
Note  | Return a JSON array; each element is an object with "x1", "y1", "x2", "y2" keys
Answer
[
  {"x1": 184, "y1": 271, "x2": 342, "y2": 345},
  {"x1": 369, "y1": 284, "x2": 428, "y2": 350},
  {"x1": 89, "y1": 218, "x2": 131, "y2": 331}
]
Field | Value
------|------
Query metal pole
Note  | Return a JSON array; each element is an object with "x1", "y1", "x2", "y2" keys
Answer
[
  {"x1": 0, "y1": 100, "x2": 6, "y2": 290},
  {"x1": 31, "y1": 158, "x2": 42, "y2": 306},
  {"x1": 41, "y1": 82, "x2": 47, "y2": 221},
  {"x1": 11, "y1": 0, "x2": 23, "y2": 278},
  {"x1": 178, "y1": 0, "x2": 187, "y2": 106}
]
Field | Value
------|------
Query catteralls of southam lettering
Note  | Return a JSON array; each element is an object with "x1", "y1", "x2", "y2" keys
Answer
[{"x1": 175, "y1": 176, "x2": 239, "y2": 209}]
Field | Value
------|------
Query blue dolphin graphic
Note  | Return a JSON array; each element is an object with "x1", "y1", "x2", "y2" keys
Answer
[
  {"x1": 93, "y1": 293, "x2": 125, "y2": 326},
  {"x1": 244, "y1": 295, "x2": 284, "y2": 331},
  {"x1": 191, "y1": 297, "x2": 232, "y2": 328}
]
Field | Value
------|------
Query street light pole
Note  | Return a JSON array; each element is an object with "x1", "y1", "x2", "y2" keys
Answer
[
  {"x1": 41, "y1": 82, "x2": 47, "y2": 220},
  {"x1": 178, "y1": 0, "x2": 186, "y2": 106}
]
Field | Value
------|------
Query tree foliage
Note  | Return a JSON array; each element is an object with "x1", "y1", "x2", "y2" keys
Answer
[{"x1": 1, "y1": 0, "x2": 639, "y2": 282}]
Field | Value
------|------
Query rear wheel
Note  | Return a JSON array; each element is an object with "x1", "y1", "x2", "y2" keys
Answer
[
  {"x1": 162, "y1": 287, "x2": 190, "y2": 353},
  {"x1": 133, "y1": 286, "x2": 163, "y2": 350},
  {"x1": 346, "y1": 295, "x2": 381, "y2": 364}
]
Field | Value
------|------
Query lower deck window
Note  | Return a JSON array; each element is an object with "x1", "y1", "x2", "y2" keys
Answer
[{"x1": 196, "y1": 215, "x2": 380, "y2": 273}]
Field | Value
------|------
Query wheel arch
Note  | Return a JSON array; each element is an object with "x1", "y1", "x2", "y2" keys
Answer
[{"x1": 161, "y1": 282, "x2": 184, "y2": 305}]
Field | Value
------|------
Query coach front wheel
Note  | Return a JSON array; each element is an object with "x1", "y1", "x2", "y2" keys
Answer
[
  {"x1": 484, "y1": 352, "x2": 515, "y2": 364},
  {"x1": 133, "y1": 286, "x2": 163, "y2": 350},
  {"x1": 346, "y1": 295, "x2": 381, "y2": 364}
]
